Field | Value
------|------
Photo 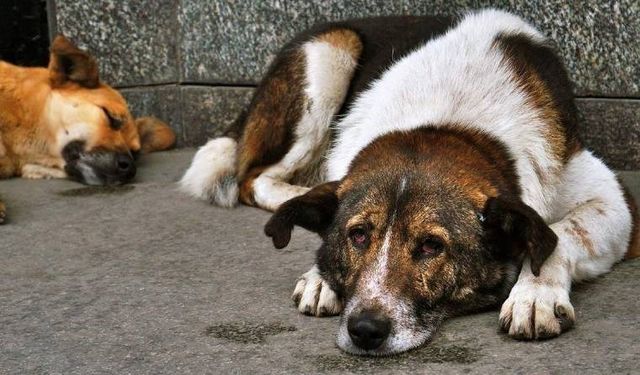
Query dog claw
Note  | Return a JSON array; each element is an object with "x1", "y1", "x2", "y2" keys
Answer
[{"x1": 555, "y1": 304, "x2": 575, "y2": 332}]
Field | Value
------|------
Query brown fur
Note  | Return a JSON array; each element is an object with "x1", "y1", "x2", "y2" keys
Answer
[
  {"x1": 0, "y1": 35, "x2": 175, "y2": 223},
  {"x1": 0, "y1": 36, "x2": 174, "y2": 177},
  {"x1": 235, "y1": 27, "x2": 365, "y2": 204},
  {"x1": 135, "y1": 117, "x2": 176, "y2": 153},
  {"x1": 49, "y1": 35, "x2": 100, "y2": 89},
  {"x1": 342, "y1": 126, "x2": 521, "y2": 210},
  {"x1": 495, "y1": 34, "x2": 581, "y2": 164},
  {"x1": 314, "y1": 29, "x2": 363, "y2": 59},
  {"x1": 238, "y1": 166, "x2": 267, "y2": 206},
  {"x1": 622, "y1": 184, "x2": 640, "y2": 259},
  {"x1": 236, "y1": 49, "x2": 306, "y2": 184},
  {"x1": 330, "y1": 127, "x2": 554, "y2": 301},
  {"x1": 0, "y1": 200, "x2": 5, "y2": 224}
]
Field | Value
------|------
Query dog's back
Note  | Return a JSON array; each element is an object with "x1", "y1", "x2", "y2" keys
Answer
[{"x1": 328, "y1": 10, "x2": 578, "y2": 221}]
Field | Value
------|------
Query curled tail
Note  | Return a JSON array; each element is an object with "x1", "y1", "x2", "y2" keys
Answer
[{"x1": 179, "y1": 137, "x2": 239, "y2": 207}]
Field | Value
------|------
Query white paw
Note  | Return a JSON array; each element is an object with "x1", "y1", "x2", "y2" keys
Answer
[
  {"x1": 292, "y1": 265, "x2": 342, "y2": 317},
  {"x1": 21, "y1": 164, "x2": 67, "y2": 180},
  {"x1": 499, "y1": 280, "x2": 575, "y2": 340}
]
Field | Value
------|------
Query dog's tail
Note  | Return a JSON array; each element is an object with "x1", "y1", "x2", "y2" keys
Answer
[
  {"x1": 179, "y1": 137, "x2": 239, "y2": 207},
  {"x1": 179, "y1": 91, "x2": 259, "y2": 207}
]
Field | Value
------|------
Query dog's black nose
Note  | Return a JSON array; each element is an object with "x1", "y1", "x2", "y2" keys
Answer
[
  {"x1": 115, "y1": 153, "x2": 136, "y2": 180},
  {"x1": 348, "y1": 310, "x2": 391, "y2": 350}
]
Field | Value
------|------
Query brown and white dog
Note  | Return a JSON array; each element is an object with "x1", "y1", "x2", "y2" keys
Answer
[
  {"x1": 181, "y1": 10, "x2": 639, "y2": 355},
  {"x1": 0, "y1": 35, "x2": 176, "y2": 223}
]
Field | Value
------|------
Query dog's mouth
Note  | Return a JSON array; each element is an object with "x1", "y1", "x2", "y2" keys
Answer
[
  {"x1": 335, "y1": 298, "x2": 442, "y2": 356},
  {"x1": 62, "y1": 140, "x2": 136, "y2": 186}
]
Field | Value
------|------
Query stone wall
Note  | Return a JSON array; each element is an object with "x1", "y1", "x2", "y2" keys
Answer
[{"x1": 50, "y1": 0, "x2": 639, "y2": 169}]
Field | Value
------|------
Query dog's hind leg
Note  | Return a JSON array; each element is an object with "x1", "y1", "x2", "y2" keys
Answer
[
  {"x1": 180, "y1": 28, "x2": 362, "y2": 209},
  {"x1": 242, "y1": 29, "x2": 362, "y2": 211},
  {"x1": 500, "y1": 150, "x2": 636, "y2": 340}
]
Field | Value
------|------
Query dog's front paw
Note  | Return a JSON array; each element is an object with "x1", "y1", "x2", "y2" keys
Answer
[
  {"x1": 499, "y1": 281, "x2": 575, "y2": 340},
  {"x1": 292, "y1": 265, "x2": 342, "y2": 317},
  {"x1": 0, "y1": 201, "x2": 5, "y2": 224}
]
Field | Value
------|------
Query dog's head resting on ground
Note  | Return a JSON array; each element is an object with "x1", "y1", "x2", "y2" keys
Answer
[
  {"x1": 265, "y1": 128, "x2": 557, "y2": 356},
  {"x1": 0, "y1": 35, "x2": 175, "y2": 185},
  {"x1": 46, "y1": 35, "x2": 176, "y2": 184}
]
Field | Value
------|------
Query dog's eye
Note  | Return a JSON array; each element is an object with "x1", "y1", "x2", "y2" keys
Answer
[
  {"x1": 348, "y1": 227, "x2": 369, "y2": 249},
  {"x1": 415, "y1": 237, "x2": 444, "y2": 259},
  {"x1": 103, "y1": 108, "x2": 124, "y2": 130}
]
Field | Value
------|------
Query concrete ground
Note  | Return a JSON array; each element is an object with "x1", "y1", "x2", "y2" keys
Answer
[{"x1": 1, "y1": 149, "x2": 638, "y2": 375}]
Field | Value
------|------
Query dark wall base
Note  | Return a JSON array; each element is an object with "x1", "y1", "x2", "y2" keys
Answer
[{"x1": 0, "y1": 0, "x2": 49, "y2": 66}]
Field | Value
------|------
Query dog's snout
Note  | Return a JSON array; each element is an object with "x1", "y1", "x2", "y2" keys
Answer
[
  {"x1": 347, "y1": 310, "x2": 391, "y2": 350},
  {"x1": 115, "y1": 153, "x2": 136, "y2": 179}
]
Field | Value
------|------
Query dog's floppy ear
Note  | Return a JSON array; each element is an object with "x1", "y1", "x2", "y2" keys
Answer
[
  {"x1": 483, "y1": 196, "x2": 557, "y2": 276},
  {"x1": 135, "y1": 117, "x2": 176, "y2": 153},
  {"x1": 48, "y1": 35, "x2": 99, "y2": 88},
  {"x1": 264, "y1": 181, "x2": 340, "y2": 249}
]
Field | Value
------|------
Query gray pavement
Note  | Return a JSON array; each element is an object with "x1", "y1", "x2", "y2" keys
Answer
[{"x1": 1, "y1": 149, "x2": 638, "y2": 374}]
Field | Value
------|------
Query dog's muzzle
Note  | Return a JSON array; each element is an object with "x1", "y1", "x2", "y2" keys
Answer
[{"x1": 63, "y1": 141, "x2": 136, "y2": 185}]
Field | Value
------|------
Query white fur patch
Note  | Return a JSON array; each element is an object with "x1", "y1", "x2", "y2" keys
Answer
[
  {"x1": 76, "y1": 163, "x2": 101, "y2": 185},
  {"x1": 54, "y1": 123, "x2": 94, "y2": 155},
  {"x1": 549, "y1": 150, "x2": 631, "y2": 278},
  {"x1": 179, "y1": 137, "x2": 239, "y2": 207},
  {"x1": 252, "y1": 177, "x2": 310, "y2": 212},
  {"x1": 326, "y1": 9, "x2": 559, "y2": 218},
  {"x1": 21, "y1": 164, "x2": 67, "y2": 180}
]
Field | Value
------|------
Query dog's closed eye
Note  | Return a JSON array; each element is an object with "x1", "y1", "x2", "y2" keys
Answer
[{"x1": 102, "y1": 108, "x2": 124, "y2": 130}]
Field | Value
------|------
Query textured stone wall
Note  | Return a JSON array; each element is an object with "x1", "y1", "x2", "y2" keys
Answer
[{"x1": 50, "y1": 0, "x2": 639, "y2": 169}]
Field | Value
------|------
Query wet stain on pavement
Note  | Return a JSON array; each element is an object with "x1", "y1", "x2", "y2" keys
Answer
[
  {"x1": 205, "y1": 322, "x2": 297, "y2": 344},
  {"x1": 57, "y1": 185, "x2": 135, "y2": 197},
  {"x1": 313, "y1": 344, "x2": 480, "y2": 372}
]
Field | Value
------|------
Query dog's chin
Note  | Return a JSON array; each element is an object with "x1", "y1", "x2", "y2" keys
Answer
[
  {"x1": 64, "y1": 162, "x2": 130, "y2": 186},
  {"x1": 336, "y1": 319, "x2": 433, "y2": 357}
]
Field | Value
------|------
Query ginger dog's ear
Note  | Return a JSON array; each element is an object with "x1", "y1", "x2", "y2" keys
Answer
[
  {"x1": 49, "y1": 35, "x2": 99, "y2": 88},
  {"x1": 264, "y1": 182, "x2": 340, "y2": 249},
  {"x1": 483, "y1": 197, "x2": 558, "y2": 276},
  {"x1": 135, "y1": 117, "x2": 176, "y2": 153}
]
